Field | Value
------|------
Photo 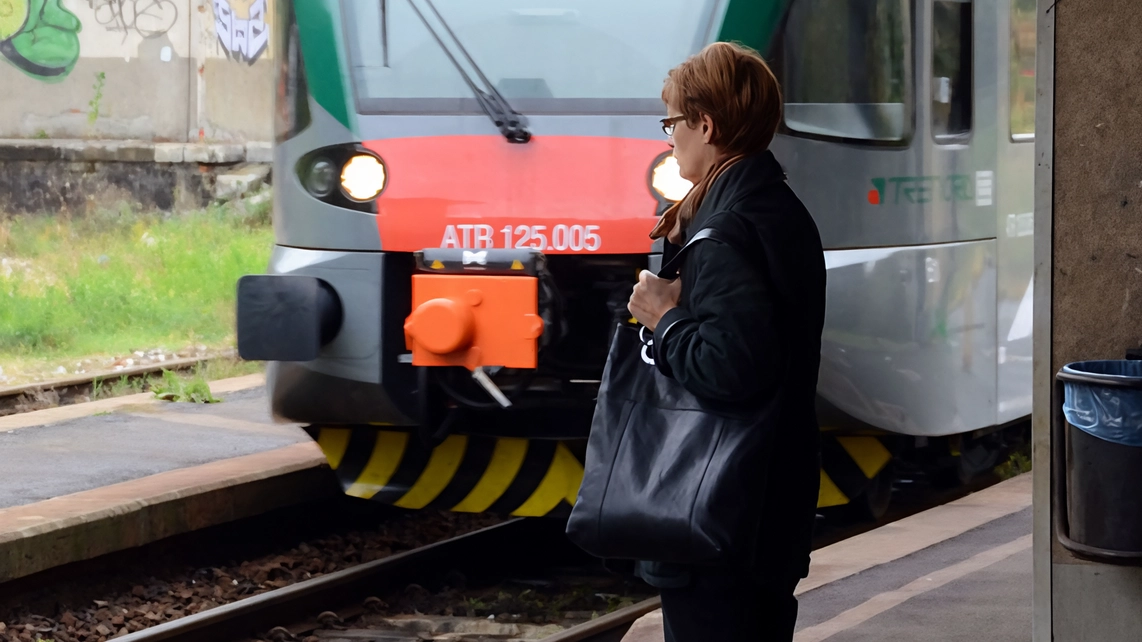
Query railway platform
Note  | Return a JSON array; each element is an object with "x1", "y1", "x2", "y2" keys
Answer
[
  {"x1": 0, "y1": 375, "x2": 334, "y2": 582},
  {"x1": 620, "y1": 472, "x2": 1033, "y2": 642}
]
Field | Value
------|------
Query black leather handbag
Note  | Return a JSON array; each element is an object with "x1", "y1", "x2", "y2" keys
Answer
[{"x1": 565, "y1": 228, "x2": 775, "y2": 566}]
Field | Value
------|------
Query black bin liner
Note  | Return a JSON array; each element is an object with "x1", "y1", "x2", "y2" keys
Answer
[{"x1": 1056, "y1": 360, "x2": 1142, "y2": 563}]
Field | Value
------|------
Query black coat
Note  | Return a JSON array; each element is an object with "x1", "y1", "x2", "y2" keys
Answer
[{"x1": 636, "y1": 150, "x2": 826, "y2": 587}]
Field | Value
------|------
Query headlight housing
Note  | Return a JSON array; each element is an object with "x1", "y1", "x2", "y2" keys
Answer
[
  {"x1": 296, "y1": 145, "x2": 388, "y2": 213},
  {"x1": 648, "y1": 153, "x2": 693, "y2": 202},
  {"x1": 304, "y1": 158, "x2": 337, "y2": 197}
]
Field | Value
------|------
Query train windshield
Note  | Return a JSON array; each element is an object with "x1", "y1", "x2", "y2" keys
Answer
[{"x1": 344, "y1": 0, "x2": 720, "y2": 114}]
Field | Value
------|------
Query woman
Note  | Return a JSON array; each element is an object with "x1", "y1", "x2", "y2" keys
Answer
[{"x1": 626, "y1": 42, "x2": 826, "y2": 641}]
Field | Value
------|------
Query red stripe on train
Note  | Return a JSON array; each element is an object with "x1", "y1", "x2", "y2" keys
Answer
[{"x1": 362, "y1": 135, "x2": 670, "y2": 254}]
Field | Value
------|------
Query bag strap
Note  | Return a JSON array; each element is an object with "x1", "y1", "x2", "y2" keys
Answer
[
  {"x1": 654, "y1": 221, "x2": 784, "y2": 321},
  {"x1": 656, "y1": 227, "x2": 721, "y2": 280}
]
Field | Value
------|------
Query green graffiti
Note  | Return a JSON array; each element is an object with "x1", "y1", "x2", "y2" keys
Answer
[
  {"x1": 0, "y1": 0, "x2": 30, "y2": 40},
  {"x1": 869, "y1": 175, "x2": 975, "y2": 206},
  {"x1": 0, "y1": 0, "x2": 81, "y2": 83}
]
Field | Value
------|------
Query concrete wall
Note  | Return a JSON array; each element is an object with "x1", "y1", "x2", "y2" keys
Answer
[
  {"x1": 1034, "y1": 0, "x2": 1142, "y2": 640},
  {"x1": 0, "y1": 0, "x2": 273, "y2": 143}
]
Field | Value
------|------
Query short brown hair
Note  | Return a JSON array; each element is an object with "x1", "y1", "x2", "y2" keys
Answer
[{"x1": 661, "y1": 42, "x2": 782, "y2": 155}]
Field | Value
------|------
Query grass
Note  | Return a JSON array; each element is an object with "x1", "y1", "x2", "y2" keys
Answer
[
  {"x1": 0, "y1": 198, "x2": 272, "y2": 382},
  {"x1": 995, "y1": 444, "x2": 1033, "y2": 480},
  {"x1": 87, "y1": 357, "x2": 262, "y2": 401},
  {"x1": 152, "y1": 368, "x2": 220, "y2": 403}
]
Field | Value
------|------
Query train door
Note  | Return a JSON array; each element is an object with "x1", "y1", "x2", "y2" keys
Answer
[
  {"x1": 994, "y1": 0, "x2": 1036, "y2": 423},
  {"x1": 766, "y1": 0, "x2": 999, "y2": 437},
  {"x1": 926, "y1": 0, "x2": 1002, "y2": 430}
]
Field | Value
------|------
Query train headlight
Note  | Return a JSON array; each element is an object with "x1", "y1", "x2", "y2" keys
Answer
[
  {"x1": 304, "y1": 158, "x2": 337, "y2": 197},
  {"x1": 650, "y1": 155, "x2": 693, "y2": 202},
  {"x1": 341, "y1": 155, "x2": 387, "y2": 201}
]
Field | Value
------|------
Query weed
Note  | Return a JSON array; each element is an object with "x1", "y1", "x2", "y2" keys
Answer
[
  {"x1": 90, "y1": 375, "x2": 105, "y2": 399},
  {"x1": 87, "y1": 72, "x2": 106, "y2": 127},
  {"x1": 234, "y1": 191, "x2": 272, "y2": 229},
  {"x1": 152, "y1": 368, "x2": 220, "y2": 404},
  {"x1": 995, "y1": 446, "x2": 1032, "y2": 480},
  {"x1": 463, "y1": 597, "x2": 488, "y2": 616},
  {"x1": 33, "y1": 129, "x2": 49, "y2": 140},
  {"x1": 605, "y1": 596, "x2": 635, "y2": 613},
  {"x1": 90, "y1": 374, "x2": 146, "y2": 399},
  {"x1": 108, "y1": 375, "x2": 135, "y2": 397},
  {"x1": 96, "y1": 374, "x2": 149, "y2": 397}
]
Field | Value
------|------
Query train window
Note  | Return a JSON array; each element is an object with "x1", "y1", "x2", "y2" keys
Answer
[
  {"x1": 1010, "y1": 0, "x2": 1036, "y2": 140},
  {"x1": 931, "y1": 0, "x2": 973, "y2": 141},
  {"x1": 342, "y1": 0, "x2": 720, "y2": 114},
  {"x1": 778, "y1": 0, "x2": 911, "y2": 143}
]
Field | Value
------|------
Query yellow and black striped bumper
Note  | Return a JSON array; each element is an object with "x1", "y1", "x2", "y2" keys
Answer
[
  {"x1": 307, "y1": 427, "x2": 892, "y2": 515},
  {"x1": 309, "y1": 426, "x2": 584, "y2": 517},
  {"x1": 818, "y1": 436, "x2": 893, "y2": 508}
]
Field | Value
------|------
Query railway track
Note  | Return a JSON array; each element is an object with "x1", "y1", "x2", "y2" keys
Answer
[
  {"x1": 0, "y1": 378, "x2": 1019, "y2": 642},
  {"x1": 113, "y1": 518, "x2": 604, "y2": 642},
  {"x1": 0, "y1": 501, "x2": 509, "y2": 642},
  {"x1": 539, "y1": 598, "x2": 661, "y2": 642},
  {"x1": 0, "y1": 351, "x2": 234, "y2": 416},
  {"x1": 86, "y1": 470, "x2": 1004, "y2": 642},
  {"x1": 0, "y1": 467, "x2": 1015, "y2": 642}
]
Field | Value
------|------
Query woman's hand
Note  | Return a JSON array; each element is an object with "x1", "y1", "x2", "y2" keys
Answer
[{"x1": 628, "y1": 270, "x2": 682, "y2": 332}]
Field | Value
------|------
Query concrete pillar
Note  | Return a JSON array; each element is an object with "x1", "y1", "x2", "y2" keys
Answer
[{"x1": 1034, "y1": 0, "x2": 1142, "y2": 640}]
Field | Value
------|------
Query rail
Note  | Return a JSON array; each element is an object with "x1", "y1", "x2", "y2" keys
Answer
[
  {"x1": 0, "y1": 351, "x2": 233, "y2": 415},
  {"x1": 540, "y1": 597, "x2": 662, "y2": 642},
  {"x1": 114, "y1": 518, "x2": 538, "y2": 642}
]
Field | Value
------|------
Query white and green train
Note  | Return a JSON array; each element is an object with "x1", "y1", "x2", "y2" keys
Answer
[{"x1": 237, "y1": 0, "x2": 1037, "y2": 519}]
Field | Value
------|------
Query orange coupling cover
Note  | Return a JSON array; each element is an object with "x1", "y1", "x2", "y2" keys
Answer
[{"x1": 404, "y1": 275, "x2": 544, "y2": 370}]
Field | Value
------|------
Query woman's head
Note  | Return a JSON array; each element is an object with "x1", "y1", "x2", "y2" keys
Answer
[{"x1": 661, "y1": 42, "x2": 782, "y2": 182}]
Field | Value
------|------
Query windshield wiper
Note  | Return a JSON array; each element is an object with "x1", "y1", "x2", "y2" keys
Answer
[{"x1": 405, "y1": 0, "x2": 532, "y2": 143}]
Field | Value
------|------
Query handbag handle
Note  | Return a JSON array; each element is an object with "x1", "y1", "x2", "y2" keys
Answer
[
  {"x1": 656, "y1": 227, "x2": 721, "y2": 280},
  {"x1": 632, "y1": 228, "x2": 722, "y2": 357}
]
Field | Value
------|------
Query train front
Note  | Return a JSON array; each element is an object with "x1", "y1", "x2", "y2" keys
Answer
[{"x1": 236, "y1": 0, "x2": 732, "y2": 515}]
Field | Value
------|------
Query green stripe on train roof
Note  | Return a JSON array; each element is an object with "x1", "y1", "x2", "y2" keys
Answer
[
  {"x1": 716, "y1": 0, "x2": 789, "y2": 55},
  {"x1": 295, "y1": 0, "x2": 353, "y2": 131}
]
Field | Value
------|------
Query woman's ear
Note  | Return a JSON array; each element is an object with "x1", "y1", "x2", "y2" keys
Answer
[{"x1": 700, "y1": 113, "x2": 716, "y2": 144}]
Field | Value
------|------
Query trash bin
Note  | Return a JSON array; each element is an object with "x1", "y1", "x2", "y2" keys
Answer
[{"x1": 1055, "y1": 360, "x2": 1142, "y2": 564}]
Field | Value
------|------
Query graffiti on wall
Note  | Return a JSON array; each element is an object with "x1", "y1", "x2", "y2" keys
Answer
[
  {"x1": 0, "y1": 0, "x2": 82, "y2": 82},
  {"x1": 214, "y1": 0, "x2": 267, "y2": 64},
  {"x1": 89, "y1": 0, "x2": 178, "y2": 41}
]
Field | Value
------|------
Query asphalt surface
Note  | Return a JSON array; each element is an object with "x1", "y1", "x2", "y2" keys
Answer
[
  {"x1": 0, "y1": 386, "x2": 308, "y2": 508},
  {"x1": 796, "y1": 507, "x2": 1031, "y2": 641}
]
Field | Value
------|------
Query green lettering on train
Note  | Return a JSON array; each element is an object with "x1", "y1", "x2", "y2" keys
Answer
[{"x1": 868, "y1": 175, "x2": 975, "y2": 205}]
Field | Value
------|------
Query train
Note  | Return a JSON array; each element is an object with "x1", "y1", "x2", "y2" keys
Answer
[{"x1": 236, "y1": 0, "x2": 1037, "y2": 520}]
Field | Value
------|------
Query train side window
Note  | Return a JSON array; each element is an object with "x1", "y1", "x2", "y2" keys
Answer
[
  {"x1": 932, "y1": 0, "x2": 973, "y2": 141},
  {"x1": 778, "y1": 0, "x2": 911, "y2": 143},
  {"x1": 1010, "y1": 0, "x2": 1036, "y2": 140}
]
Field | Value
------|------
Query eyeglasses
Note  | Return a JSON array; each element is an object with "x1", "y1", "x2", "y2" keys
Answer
[{"x1": 660, "y1": 115, "x2": 686, "y2": 137}]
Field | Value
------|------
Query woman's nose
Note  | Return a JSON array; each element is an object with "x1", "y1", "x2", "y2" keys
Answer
[{"x1": 667, "y1": 136, "x2": 675, "y2": 149}]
